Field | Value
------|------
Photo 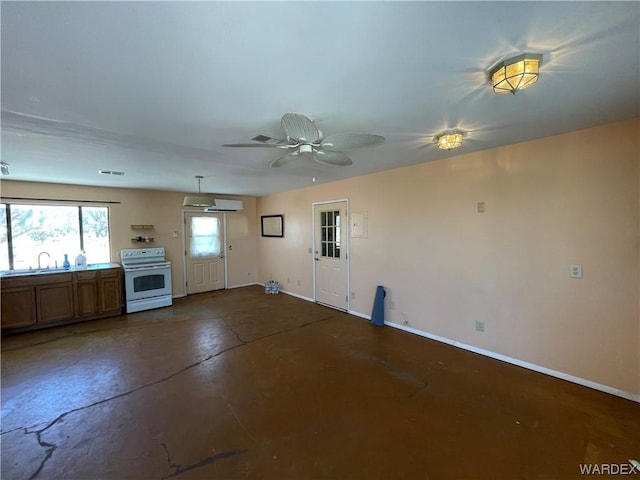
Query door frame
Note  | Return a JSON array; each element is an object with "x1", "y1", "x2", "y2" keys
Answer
[
  {"x1": 312, "y1": 198, "x2": 350, "y2": 311},
  {"x1": 181, "y1": 209, "x2": 229, "y2": 295}
]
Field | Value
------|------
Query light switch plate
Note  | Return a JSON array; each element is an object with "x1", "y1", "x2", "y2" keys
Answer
[{"x1": 569, "y1": 264, "x2": 583, "y2": 278}]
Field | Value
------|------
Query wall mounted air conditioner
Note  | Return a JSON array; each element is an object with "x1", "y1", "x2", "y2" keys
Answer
[{"x1": 203, "y1": 199, "x2": 244, "y2": 212}]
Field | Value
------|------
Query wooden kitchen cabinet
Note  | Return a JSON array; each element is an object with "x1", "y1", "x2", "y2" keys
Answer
[
  {"x1": 1, "y1": 285, "x2": 37, "y2": 328},
  {"x1": 37, "y1": 278, "x2": 75, "y2": 323},
  {"x1": 98, "y1": 269, "x2": 121, "y2": 314},
  {"x1": 1, "y1": 266, "x2": 122, "y2": 332},
  {"x1": 75, "y1": 270, "x2": 99, "y2": 317}
]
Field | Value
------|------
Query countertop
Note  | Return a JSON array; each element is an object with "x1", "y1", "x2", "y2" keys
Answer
[{"x1": 1, "y1": 263, "x2": 122, "y2": 278}]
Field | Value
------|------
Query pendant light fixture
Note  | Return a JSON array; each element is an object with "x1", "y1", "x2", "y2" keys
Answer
[
  {"x1": 490, "y1": 53, "x2": 543, "y2": 94},
  {"x1": 437, "y1": 131, "x2": 463, "y2": 150},
  {"x1": 183, "y1": 175, "x2": 215, "y2": 207}
]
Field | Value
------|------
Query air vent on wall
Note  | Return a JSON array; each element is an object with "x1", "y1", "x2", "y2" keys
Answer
[{"x1": 203, "y1": 199, "x2": 244, "y2": 212}]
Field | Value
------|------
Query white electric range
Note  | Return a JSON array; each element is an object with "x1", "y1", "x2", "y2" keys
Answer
[{"x1": 120, "y1": 247, "x2": 172, "y2": 313}]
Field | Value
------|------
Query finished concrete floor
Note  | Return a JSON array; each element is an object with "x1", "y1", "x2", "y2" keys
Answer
[{"x1": 1, "y1": 286, "x2": 639, "y2": 479}]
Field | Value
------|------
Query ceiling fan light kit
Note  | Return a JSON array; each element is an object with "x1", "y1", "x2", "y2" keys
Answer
[
  {"x1": 223, "y1": 113, "x2": 385, "y2": 168},
  {"x1": 490, "y1": 53, "x2": 543, "y2": 95},
  {"x1": 437, "y1": 131, "x2": 464, "y2": 150},
  {"x1": 183, "y1": 175, "x2": 215, "y2": 207}
]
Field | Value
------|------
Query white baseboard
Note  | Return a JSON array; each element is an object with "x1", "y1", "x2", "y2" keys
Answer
[
  {"x1": 383, "y1": 320, "x2": 639, "y2": 403},
  {"x1": 279, "y1": 289, "x2": 315, "y2": 303},
  {"x1": 348, "y1": 310, "x2": 371, "y2": 320},
  {"x1": 225, "y1": 288, "x2": 639, "y2": 402},
  {"x1": 337, "y1": 307, "x2": 638, "y2": 402},
  {"x1": 228, "y1": 282, "x2": 260, "y2": 289}
]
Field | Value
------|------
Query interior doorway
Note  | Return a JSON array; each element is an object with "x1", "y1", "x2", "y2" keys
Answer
[
  {"x1": 313, "y1": 200, "x2": 348, "y2": 311},
  {"x1": 184, "y1": 212, "x2": 226, "y2": 294}
]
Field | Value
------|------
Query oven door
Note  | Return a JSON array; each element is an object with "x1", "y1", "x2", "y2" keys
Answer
[{"x1": 124, "y1": 264, "x2": 172, "y2": 301}]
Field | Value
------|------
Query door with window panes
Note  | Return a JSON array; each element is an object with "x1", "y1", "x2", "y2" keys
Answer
[
  {"x1": 314, "y1": 201, "x2": 348, "y2": 310},
  {"x1": 185, "y1": 212, "x2": 225, "y2": 294}
]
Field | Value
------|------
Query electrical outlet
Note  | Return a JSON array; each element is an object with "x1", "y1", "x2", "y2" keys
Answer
[
  {"x1": 388, "y1": 300, "x2": 395, "y2": 310},
  {"x1": 477, "y1": 202, "x2": 486, "y2": 213},
  {"x1": 475, "y1": 320, "x2": 485, "y2": 332},
  {"x1": 401, "y1": 312, "x2": 409, "y2": 326},
  {"x1": 350, "y1": 292, "x2": 356, "y2": 300},
  {"x1": 297, "y1": 280, "x2": 301, "y2": 286},
  {"x1": 569, "y1": 264, "x2": 583, "y2": 278},
  {"x1": 287, "y1": 277, "x2": 290, "y2": 284}
]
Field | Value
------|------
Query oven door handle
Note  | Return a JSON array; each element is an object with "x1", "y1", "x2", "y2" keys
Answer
[{"x1": 124, "y1": 264, "x2": 170, "y2": 272}]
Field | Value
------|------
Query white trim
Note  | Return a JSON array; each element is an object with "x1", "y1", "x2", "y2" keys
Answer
[
  {"x1": 311, "y1": 199, "x2": 350, "y2": 310},
  {"x1": 334, "y1": 306, "x2": 639, "y2": 402},
  {"x1": 279, "y1": 289, "x2": 315, "y2": 303},
  {"x1": 228, "y1": 282, "x2": 260, "y2": 289},
  {"x1": 223, "y1": 213, "x2": 229, "y2": 289},
  {"x1": 181, "y1": 210, "x2": 187, "y2": 295},
  {"x1": 383, "y1": 320, "x2": 640, "y2": 403},
  {"x1": 348, "y1": 309, "x2": 371, "y2": 320},
  {"x1": 182, "y1": 211, "x2": 227, "y2": 295}
]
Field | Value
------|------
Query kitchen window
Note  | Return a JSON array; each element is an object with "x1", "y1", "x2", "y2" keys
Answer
[{"x1": 0, "y1": 203, "x2": 111, "y2": 270}]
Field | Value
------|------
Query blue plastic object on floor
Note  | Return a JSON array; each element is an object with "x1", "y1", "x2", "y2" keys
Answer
[{"x1": 371, "y1": 285, "x2": 386, "y2": 326}]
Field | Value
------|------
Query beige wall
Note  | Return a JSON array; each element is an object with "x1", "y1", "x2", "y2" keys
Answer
[
  {"x1": 257, "y1": 118, "x2": 640, "y2": 396},
  {"x1": 0, "y1": 182, "x2": 259, "y2": 295}
]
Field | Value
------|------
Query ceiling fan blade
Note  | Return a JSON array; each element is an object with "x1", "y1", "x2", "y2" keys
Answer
[
  {"x1": 222, "y1": 143, "x2": 281, "y2": 148},
  {"x1": 252, "y1": 134, "x2": 289, "y2": 145},
  {"x1": 313, "y1": 150, "x2": 352, "y2": 167},
  {"x1": 281, "y1": 113, "x2": 320, "y2": 143},
  {"x1": 269, "y1": 151, "x2": 300, "y2": 168},
  {"x1": 320, "y1": 133, "x2": 385, "y2": 152}
]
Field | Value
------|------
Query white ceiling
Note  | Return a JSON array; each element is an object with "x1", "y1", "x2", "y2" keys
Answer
[{"x1": 1, "y1": 1, "x2": 638, "y2": 197}]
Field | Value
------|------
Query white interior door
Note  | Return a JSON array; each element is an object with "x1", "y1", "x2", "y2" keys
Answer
[
  {"x1": 314, "y1": 201, "x2": 348, "y2": 310},
  {"x1": 185, "y1": 212, "x2": 225, "y2": 294}
]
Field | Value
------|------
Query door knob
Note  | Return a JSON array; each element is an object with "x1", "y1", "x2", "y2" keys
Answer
[{"x1": 315, "y1": 257, "x2": 320, "y2": 261}]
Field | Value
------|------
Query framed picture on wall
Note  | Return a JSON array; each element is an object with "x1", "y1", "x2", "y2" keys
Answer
[{"x1": 261, "y1": 214, "x2": 284, "y2": 238}]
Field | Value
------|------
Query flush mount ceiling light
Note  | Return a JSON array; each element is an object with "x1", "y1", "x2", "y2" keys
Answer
[
  {"x1": 489, "y1": 53, "x2": 543, "y2": 94},
  {"x1": 437, "y1": 131, "x2": 463, "y2": 150},
  {"x1": 1, "y1": 162, "x2": 10, "y2": 175},
  {"x1": 183, "y1": 175, "x2": 215, "y2": 207}
]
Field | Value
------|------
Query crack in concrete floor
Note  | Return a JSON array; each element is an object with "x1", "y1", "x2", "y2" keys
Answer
[
  {"x1": 160, "y1": 442, "x2": 247, "y2": 479},
  {"x1": 6, "y1": 313, "x2": 336, "y2": 479}
]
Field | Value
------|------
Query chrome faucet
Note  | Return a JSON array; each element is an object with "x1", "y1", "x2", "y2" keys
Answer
[{"x1": 37, "y1": 251, "x2": 50, "y2": 269}]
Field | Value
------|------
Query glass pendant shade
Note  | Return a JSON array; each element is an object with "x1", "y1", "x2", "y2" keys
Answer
[
  {"x1": 183, "y1": 175, "x2": 215, "y2": 207},
  {"x1": 490, "y1": 54, "x2": 542, "y2": 94},
  {"x1": 437, "y1": 132, "x2": 463, "y2": 150},
  {"x1": 183, "y1": 195, "x2": 215, "y2": 207}
]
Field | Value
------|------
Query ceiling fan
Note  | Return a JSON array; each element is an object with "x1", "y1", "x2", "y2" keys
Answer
[{"x1": 222, "y1": 113, "x2": 385, "y2": 167}]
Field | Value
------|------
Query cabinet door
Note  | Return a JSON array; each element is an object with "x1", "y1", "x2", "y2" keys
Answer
[
  {"x1": 37, "y1": 283, "x2": 74, "y2": 323},
  {"x1": 1, "y1": 287, "x2": 37, "y2": 328},
  {"x1": 99, "y1": 269, "x2": 122, "y2": 313},
  {"x1": 76, "y1": 280, "x2": 99, "y2": 317}
]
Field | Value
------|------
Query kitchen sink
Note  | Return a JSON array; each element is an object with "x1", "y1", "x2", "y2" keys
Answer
[{"x1": 1, "y1": 267, "x2": 72, "y2": 277}]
